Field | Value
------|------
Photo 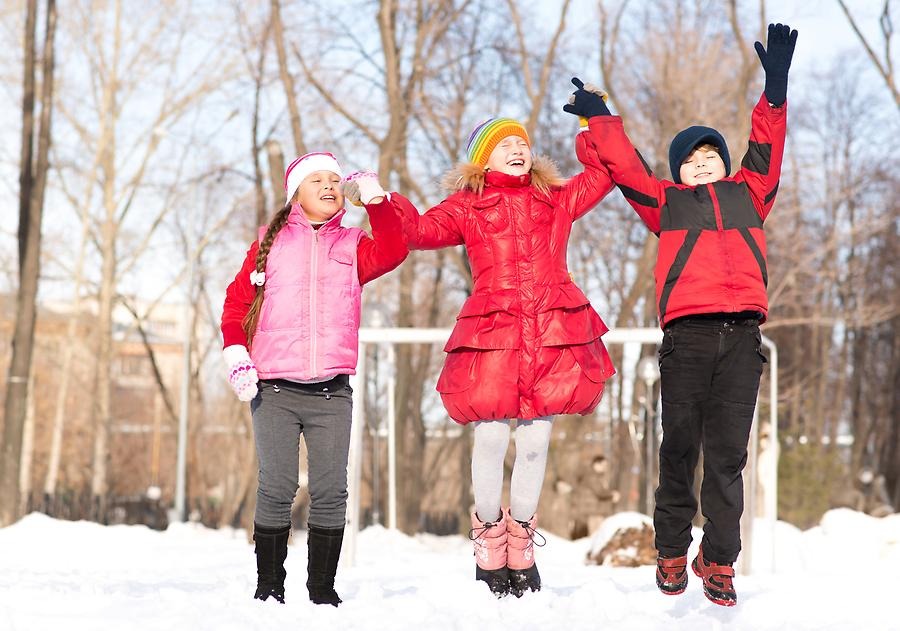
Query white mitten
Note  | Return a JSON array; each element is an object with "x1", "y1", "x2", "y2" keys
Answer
[
  {"x1": 223, "y1": 345, "x2": 259, "y2": 402},
  {"x1": 341, "y1": 171, "x2": 387, "y2": 207}
]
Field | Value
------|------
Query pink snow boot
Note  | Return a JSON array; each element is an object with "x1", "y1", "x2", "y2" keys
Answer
[
  {"x1": 505, "y1": 509, "x2": 545, "y2": 597},
  {"x1": 469, "y1": 512, "x2": 509, "y2": 597}
]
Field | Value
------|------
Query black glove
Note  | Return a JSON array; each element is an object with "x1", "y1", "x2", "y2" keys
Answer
[
  {"x1": 563, "y1": 77, "x2": 611, "y2": 119},
  {"x1": 754, "y1": 23, "x2": 798, "y2": 107}
]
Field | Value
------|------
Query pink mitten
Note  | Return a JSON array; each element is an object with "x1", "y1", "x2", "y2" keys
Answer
[
  {"x1": 342, "y1": 171, "x2": 387, "y2": 207},
  {"x1": 223, "y1": 345, "x2": 259, "y2": 402}
]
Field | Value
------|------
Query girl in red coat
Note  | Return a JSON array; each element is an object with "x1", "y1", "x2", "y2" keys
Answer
[{"x1": 391, "y1": 104, "x2": 616, "y2": 597}]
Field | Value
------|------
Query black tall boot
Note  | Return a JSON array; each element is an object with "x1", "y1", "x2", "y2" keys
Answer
[
  {"x1": 306, "y1": 524, "x2": 345, "y2": 607},
  {"x1": 253, "y1": 523, "x2": 290, "y2": 603}
]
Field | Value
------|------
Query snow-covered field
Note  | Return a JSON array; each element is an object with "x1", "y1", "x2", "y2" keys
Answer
[{"x1": 1, "y1": 509, "x2": 898, "y2": 631}]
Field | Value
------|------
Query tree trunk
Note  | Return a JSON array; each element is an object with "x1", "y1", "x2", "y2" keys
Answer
[
  {"x1": 43, "y1": 226, "x2": 88, "y2": 502},
  {"x1": 1, "y1": 0, "x2": 56, "y2": 527},
  {"x1": 18, "y1": 361, "x2": 37, "y2": 515},
  {"x1": 250, "y1": 26, "x2": 268, "y2": 226},
  {"x1": 266, "y1": 139, "x2": 286, "y2": 212},
  {"x1": 90, "y1": 0, "x2": 122, "y2": 522},
  {"x1": 270, "y1": 0, "x2": 306, "y2": 156},
  {"x1": 0, "y1": 0, "x2": 37, "y2": 528}
]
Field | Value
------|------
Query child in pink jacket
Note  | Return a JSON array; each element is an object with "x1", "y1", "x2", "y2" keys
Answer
[{"x1": 221, "y1": 152, "x2": 405, "y2": 606}]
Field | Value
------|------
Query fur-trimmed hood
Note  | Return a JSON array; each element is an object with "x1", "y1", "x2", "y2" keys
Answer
[{"x1": 441, "y1": 154, "x2": 566, "y2": 196}]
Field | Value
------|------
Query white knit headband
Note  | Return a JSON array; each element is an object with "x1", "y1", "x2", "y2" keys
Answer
[{"x1": 284, "y1": 152, "x2": 343, "y2": 203}]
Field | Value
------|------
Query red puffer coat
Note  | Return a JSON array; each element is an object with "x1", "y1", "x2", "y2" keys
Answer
[{"x1": 393, "y1": 138, "x2": 616, "y2": 424}]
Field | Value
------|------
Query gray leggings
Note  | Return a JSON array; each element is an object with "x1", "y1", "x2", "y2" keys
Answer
[
  {"x1": 250, "y1": 377, "x2": 353, "y2": 529},
  {"x1": 472, "y1": 417, "x2": 553, "y2": 523}
]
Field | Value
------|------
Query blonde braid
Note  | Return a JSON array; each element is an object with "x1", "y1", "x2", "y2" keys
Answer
[{"x1": 242, "y1": 203, "x2": 293, "y2": 345}]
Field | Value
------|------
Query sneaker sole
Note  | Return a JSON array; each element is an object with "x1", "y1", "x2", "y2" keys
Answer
[
  {"x1": 656, "y1": 575, "x2": 687, "y2": 595},
  {"x1": 659, "y1": 585, "x2": 687, "y2": 596},
  {"x1": 702, "y1": 589, "x2": 737, "y2": 607}
]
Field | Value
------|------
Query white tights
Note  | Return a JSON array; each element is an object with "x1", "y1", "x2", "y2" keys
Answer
[{"x1": 471, "y1": 417, "x2": 553, "y2": 523}]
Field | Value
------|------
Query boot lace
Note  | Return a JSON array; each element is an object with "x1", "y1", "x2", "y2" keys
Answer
[
  {"x1": 515, "y1": 519, "x2": 547, "y2": 548},
  {"x1": 468, "y1": 519, "x2": 500, "y2": 541}
]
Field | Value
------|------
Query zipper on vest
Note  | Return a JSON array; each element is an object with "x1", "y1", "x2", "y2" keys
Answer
[{"x1": 310, "y1": 229, "x2": 318, "y2": 376}]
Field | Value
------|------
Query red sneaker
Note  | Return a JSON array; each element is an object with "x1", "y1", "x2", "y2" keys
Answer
[
  {"x1": 655, "y1": 555, "x2": 688, "y2": 595},
  {"x1": 691, "y1": 545, "x2": 737, "y2": 606}
]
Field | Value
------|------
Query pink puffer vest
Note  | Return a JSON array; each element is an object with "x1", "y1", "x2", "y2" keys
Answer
[{"x1": 250, "y1": 204, "x2": 365, "y2": 380}]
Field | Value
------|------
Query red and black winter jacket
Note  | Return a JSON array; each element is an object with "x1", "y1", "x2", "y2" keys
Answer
[{"x1": 586, "y1": 94, "x2": 786, "y2": 327}]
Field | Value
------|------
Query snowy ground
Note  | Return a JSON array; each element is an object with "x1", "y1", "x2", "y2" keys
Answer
[{"x1": 1, "y1": 509, "x2": 898, "y2": 631}]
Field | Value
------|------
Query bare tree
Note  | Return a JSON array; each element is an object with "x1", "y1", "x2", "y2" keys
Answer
[
  {"x1": 270, "y1": 0, "x2": 307, "y2": 156},
  {"x1": 49, "y1": 1, "x2": 237, "y2": 520},
  {"x1": 837, "y1": 0, "x2": 899, "y2": 109},
  {"x1": 1, "y1": 0, "x2": 56, "y2": 527}
]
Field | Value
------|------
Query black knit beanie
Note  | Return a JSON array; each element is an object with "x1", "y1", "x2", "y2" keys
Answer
[{"x1": 668, "y1": 126, "x2": 731, "y2": 184}]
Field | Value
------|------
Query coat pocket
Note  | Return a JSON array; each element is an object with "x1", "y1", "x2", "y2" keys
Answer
[
  {"x1": 327, "y1": 241, "x2": 357, "y2": 327},
  {"x1": 570, "y1": 340, "x2": 616, "y2": 384},
  {"x1": 658, "y1": 330, "x2": 675, "y2": 360},
  {"x1": 472, "y1": 194, "x2": 508, "y2": 232},
  {"x1": 529, "y1": 194, "x2": 555, "y2": 225},
  {"x1": 444, "y1": 291, "x2": 520, "y2": 352},
  {"x1": 328, "y1": 240, "x2": 356, "y2": 273},
  {"x1": 754, "y1": 330, "x2": 768, "y2": 364}
]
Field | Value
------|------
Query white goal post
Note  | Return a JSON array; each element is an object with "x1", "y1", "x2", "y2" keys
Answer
[{"x1": 343, "y1": 327, "x2": 778, "y2": 575}]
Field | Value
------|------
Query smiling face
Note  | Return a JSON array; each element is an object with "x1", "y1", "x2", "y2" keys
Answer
[
  {"x1": 295, "y1": 170, "x2": 344, "y2": 222},
  {"x1": 679, "y1": 143, "x2": 726, "y2": 186},
  {"x1": 484, "y1": 135, "x2": 532, "y2": 176}
]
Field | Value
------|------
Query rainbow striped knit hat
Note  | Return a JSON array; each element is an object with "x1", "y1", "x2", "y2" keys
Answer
[{"x1": 465, "y1": 118, "x2": 530, "y2": 168}]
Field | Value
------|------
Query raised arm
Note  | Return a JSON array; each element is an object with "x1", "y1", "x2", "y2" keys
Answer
[
  {"x1": 555, "y1": 129, "x2": 615, "y2": 221},
  {"x1": 735, "y1": 23, "x2": 797, "y2": 220},
  {"x1": 564, "y1": 77, "x2": 666, "y2": 233},
  {"x1": 733, "y1": 95, "x2": 787, "y2": 221}
]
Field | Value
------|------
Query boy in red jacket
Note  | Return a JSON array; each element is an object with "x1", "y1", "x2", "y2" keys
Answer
[{"x1": 564, "y1": 23, "x2": 797, "y2": 606}]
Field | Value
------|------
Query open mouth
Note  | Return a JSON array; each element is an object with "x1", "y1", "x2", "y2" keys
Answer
[
  {"x1": 507, "y1": 159, "x2": 525, "y2": 167},
  {"x1": 320, "y1": 194, "x2": 337, "y2": 201}
]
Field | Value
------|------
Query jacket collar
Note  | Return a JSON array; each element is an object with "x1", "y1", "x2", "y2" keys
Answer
[
  {"x1": 288, "y1": 203, "x2": 346, "y2": 232},
  {"x1": 443, "y1": 154, "x2": 564, "y2": 195},
  {"x1": 484, "y1": 170, "x2": 531, "y2": 189}
]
